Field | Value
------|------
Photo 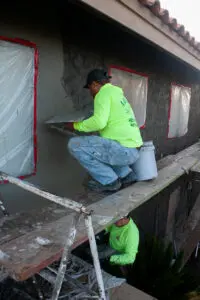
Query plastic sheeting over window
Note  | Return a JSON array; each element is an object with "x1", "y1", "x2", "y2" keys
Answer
[
  {"x1": 0, "y1": 38, "x2": 38, "y2": 178},
  {"x1": 168, "y1": 84, "x2": 191, "y2": 138},
  {"x1": 110, "y1": 66, "x2": 148, "y2": 128}
]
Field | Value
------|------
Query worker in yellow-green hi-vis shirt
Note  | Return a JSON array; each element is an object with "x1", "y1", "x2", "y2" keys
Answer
[
  {"x1": 66, "y1": 69, "x2": 143, "y2": 192},
  {"x1": 96, "y1": 216, "x2": 139, "y2": 277}
]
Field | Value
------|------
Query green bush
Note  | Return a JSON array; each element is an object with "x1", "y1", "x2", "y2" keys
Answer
[
  {"x1": 186, "y1": 292, "x2": 200, "y2": 300},
  {"x1": 126, "y1": 236, "x2": 198, "y2": 300}
]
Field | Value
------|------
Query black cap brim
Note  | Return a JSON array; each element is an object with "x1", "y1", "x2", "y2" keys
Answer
[{"x1": 83, "y1": 75, "x2": 112, "y2": 89}]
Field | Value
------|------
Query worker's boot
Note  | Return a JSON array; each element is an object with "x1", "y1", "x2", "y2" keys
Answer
[
  {"x1": 121, "y1": 171, "x2": 137, "y2": 188},
  {"x1": 87, "y1": 179, "x2": 121, "y2": 192}
]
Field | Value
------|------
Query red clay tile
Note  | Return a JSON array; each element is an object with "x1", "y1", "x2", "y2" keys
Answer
[{"x1": 138, "y1": 0, "x2": 199, "y2": 52}]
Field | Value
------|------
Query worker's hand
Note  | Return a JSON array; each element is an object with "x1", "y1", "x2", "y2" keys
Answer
[
  {"x1": 65, "y1": 122, "x2": 74, "y2": 131},
  {"x1": 109, "y1": 258, "x2": 115, "y2": 265}
]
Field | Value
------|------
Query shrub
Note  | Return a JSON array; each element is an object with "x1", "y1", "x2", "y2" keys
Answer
[{"x1": 126, "y1": 235, "x2": 198, "y2": 300}]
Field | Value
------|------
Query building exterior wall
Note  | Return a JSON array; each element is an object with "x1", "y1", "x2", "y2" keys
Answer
[
  {"x1": 62, "y1": 3, "x2": 200, "y2": 160},
  {"x1": 0, "y1": 1, "x2": 86, "y2": 213},
  {"x1": 0, "y1": 1, "x2": 200, "y2": 214},
  {"x1": 131, "y1": 175, "x2": 191, "y2": 240},
  {"x1": 129, "y1": 173, "x2": 200, "y2": 266}
]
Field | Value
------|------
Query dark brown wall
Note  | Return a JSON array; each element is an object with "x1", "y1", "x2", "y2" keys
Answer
[
  {"x1": 61, "y1": 2, "x2": 200, "y2": 158},
  {"x1": 130, "y1": 175, "x2": 193, "y2": 240}
]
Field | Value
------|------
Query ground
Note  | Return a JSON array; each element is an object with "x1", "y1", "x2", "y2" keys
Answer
[{"x1": 110, "y1": 283, "x2": 157, "y2": 300}]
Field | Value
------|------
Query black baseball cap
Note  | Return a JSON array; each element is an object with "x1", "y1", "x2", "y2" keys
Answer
[{"x1": 84, "y1": 69, "x2": 111, "y2": 88}]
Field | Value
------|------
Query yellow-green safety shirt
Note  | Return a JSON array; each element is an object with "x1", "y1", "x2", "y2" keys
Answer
[
  {"x1": 74, "y1": 84, "x2": 143, "y2": 148},
  {"x1": 107, "y1": 218, "x2": 139, "y2": 266}
]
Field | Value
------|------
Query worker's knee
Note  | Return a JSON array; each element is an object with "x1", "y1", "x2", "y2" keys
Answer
[{"x1": 68, "y1": 137, "x2": 82, "y2": 154}]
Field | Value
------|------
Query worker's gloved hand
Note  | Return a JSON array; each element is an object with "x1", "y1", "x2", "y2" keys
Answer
[
  {"x1": 109, "y1": 258, "x2": 115, "y2": 265},
  {"x1": 65, "y1": 122, "x2": 74, "y2": 131},
  {"x1": 109, "y1": 256, "x2": 118, "y2": 265}
]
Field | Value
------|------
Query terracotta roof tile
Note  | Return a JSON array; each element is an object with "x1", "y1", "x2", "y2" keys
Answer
[{"x1": 138, "y1": 0, "x2": 199, "y2": 52}]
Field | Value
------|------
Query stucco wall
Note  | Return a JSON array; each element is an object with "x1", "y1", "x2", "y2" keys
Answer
[
  {"x1": 62, "y1": 3, "x2": 200, "y2": 159},
  {"x1": 0, "y1": 1, "x2": 200, "y2": 214},
  {"x1": 0, "y1": 1, "x2": 86, "y2": 213}
]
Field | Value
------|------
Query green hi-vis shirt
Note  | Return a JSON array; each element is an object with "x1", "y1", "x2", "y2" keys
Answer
[
  {"x1": 74, "y1": 84, "x2": 143, "y2": 148},
  {"x1": 107, "y1": 218, "x2": 139, "y2": 266}
]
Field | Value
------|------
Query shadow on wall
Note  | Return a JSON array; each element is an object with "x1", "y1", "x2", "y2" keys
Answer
[{"x1": 61, "y1": 2, "x2": 200, "y2": 159}]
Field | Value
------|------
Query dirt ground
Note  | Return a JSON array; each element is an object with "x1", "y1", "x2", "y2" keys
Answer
[{"x1": 110, "y1": 283, "x2": 157, "y2": 300}]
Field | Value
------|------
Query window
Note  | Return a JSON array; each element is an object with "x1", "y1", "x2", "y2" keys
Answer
[
  {"x1": 0, "y1": 37, "x2": 38, "y2": 178},
  {"x1": 168, "y1": 84, "x2": 191, "y2": 138},
  {"x1": 109, "y1": 66, "x2": 148, "y2": 128}
]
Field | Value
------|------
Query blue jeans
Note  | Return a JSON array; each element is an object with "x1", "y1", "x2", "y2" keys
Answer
[{"x1": 68, "y1": 136, "x2": 139, "y2": 185}]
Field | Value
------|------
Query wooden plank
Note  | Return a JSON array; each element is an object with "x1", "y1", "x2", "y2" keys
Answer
[
  {"x1": 177, "y1": 193, "x2": 200, "y2": 264},
  {"x1": 0, "y1": 204, "x2": 68, "y2": 245},
  {"x1": 191, "y1": 161, "x2": 200, "y2": 173},
  {"x1": 0, "y1": 154, "x2": 198, "y2": 281},
  {"x1": 174, "y1": 143, "x2": 200, "y2": 161},
  {"x1": 0, "y1": 213, "x2": 75, "y2": 281},
  {"x1": 0, "y1": 191, "x2": 104, "y2": 261},
  {"x1": 157, "y1": 142, "x2": 200, "y2": 171},
  {"x1": 157, "y1": 155, "x2": 175, "y2": 170},
  {"x1": 0, "y1": 142, "x2": 200, "y2": 280},
  {"x1": 88, "y1": 156, "x2": 199, "y2": 222},
  {"x1": 181, "y1": 220, "x2": 200, "y2": 265},
  {"x1": 165, "y1": 187, "x2": 180, "y2": 244}
]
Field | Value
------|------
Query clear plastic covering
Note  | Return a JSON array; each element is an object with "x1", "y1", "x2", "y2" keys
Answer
[
  {"x1": 0, "y1": 40, "x2": 35, "y2": 177},
  {"x1": 110, "y1": 67, "x2": 148, "y2": 128},
  {"x1": 168, "y1": 84, "x2": 191, "y2": 138}
]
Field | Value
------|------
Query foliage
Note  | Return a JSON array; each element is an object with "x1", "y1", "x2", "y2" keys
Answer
[
  {"x1": 186, "y1": 292, "x2": 200, "y2": 300},
  {"x1": 126, "y1": 235, "x2": 198, "y2": 300}
]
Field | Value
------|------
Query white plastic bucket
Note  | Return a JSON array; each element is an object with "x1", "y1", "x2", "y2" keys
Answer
[{"x1": 132, "y1": 141, "x2": 158, "y2": 181}]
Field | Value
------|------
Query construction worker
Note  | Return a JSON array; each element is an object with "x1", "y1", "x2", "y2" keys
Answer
[
  {"x1": 102, "y1": 216, "x2": 139, "y2": 263},
  {"x1": 96, "y1": 216, "x2": 139, "y2": 277},
  {"x1": 66, "y1": 69, "x2": 143, "y2": 192}
]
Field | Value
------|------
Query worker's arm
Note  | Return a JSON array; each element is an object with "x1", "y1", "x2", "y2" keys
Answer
[
  {"x1": 110, "y1": 231, "x2": 139, "y2": 266},
  {"x1": 74, "y1": 91, "x2": 111, "y2": 132},
  {"x1": 105, "y1": 225, "x2": 112, "y2": 234},
  {"x1": 65, "y1": 122, "x2": 74, "y2": 131}
]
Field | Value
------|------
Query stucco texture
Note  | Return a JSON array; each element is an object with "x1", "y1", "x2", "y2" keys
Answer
[
  {"x1": 62, "y1": 3, "x2": 200, "y2": 160},
  {"x1": 0, "y1": 1, "x2": 86, "y2": 213},
  {"x1": 0, "y1": 1, "x2": 200, "y2": 213}
]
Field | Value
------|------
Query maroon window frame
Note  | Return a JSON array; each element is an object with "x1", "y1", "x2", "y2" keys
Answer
[{"x1": 109, "y1": 65, "x2": 148, "y2": 129}]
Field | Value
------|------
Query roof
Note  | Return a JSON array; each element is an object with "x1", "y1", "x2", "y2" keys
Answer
[{"x1": 138, "y1": 0, "x2": 200, "y2": 52}]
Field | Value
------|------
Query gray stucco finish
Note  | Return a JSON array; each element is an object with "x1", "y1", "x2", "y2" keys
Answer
[
  {"x1": 0, "y1": 1, "x2": 200, "y2": 213},
  {"x1": 0, "y1": 1, "x2": 86, "y2": 213},
  {"x1": 62, "y1": 3, "x2": 200, "y2": 158}
]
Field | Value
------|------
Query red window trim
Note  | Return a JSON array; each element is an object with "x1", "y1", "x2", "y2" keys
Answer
[
  {"x1": 0, "y1": 36, "x2": 38, "y2": 183},
  {"x1": 109, "y1": 65, "x2": 148, "y2": 129},
  {"x1": 109, "y1": 65, "x2": 149, "y2": 79},
  {"x1": 167, "y1": 83, "x2": 192, "y2": 139}
]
